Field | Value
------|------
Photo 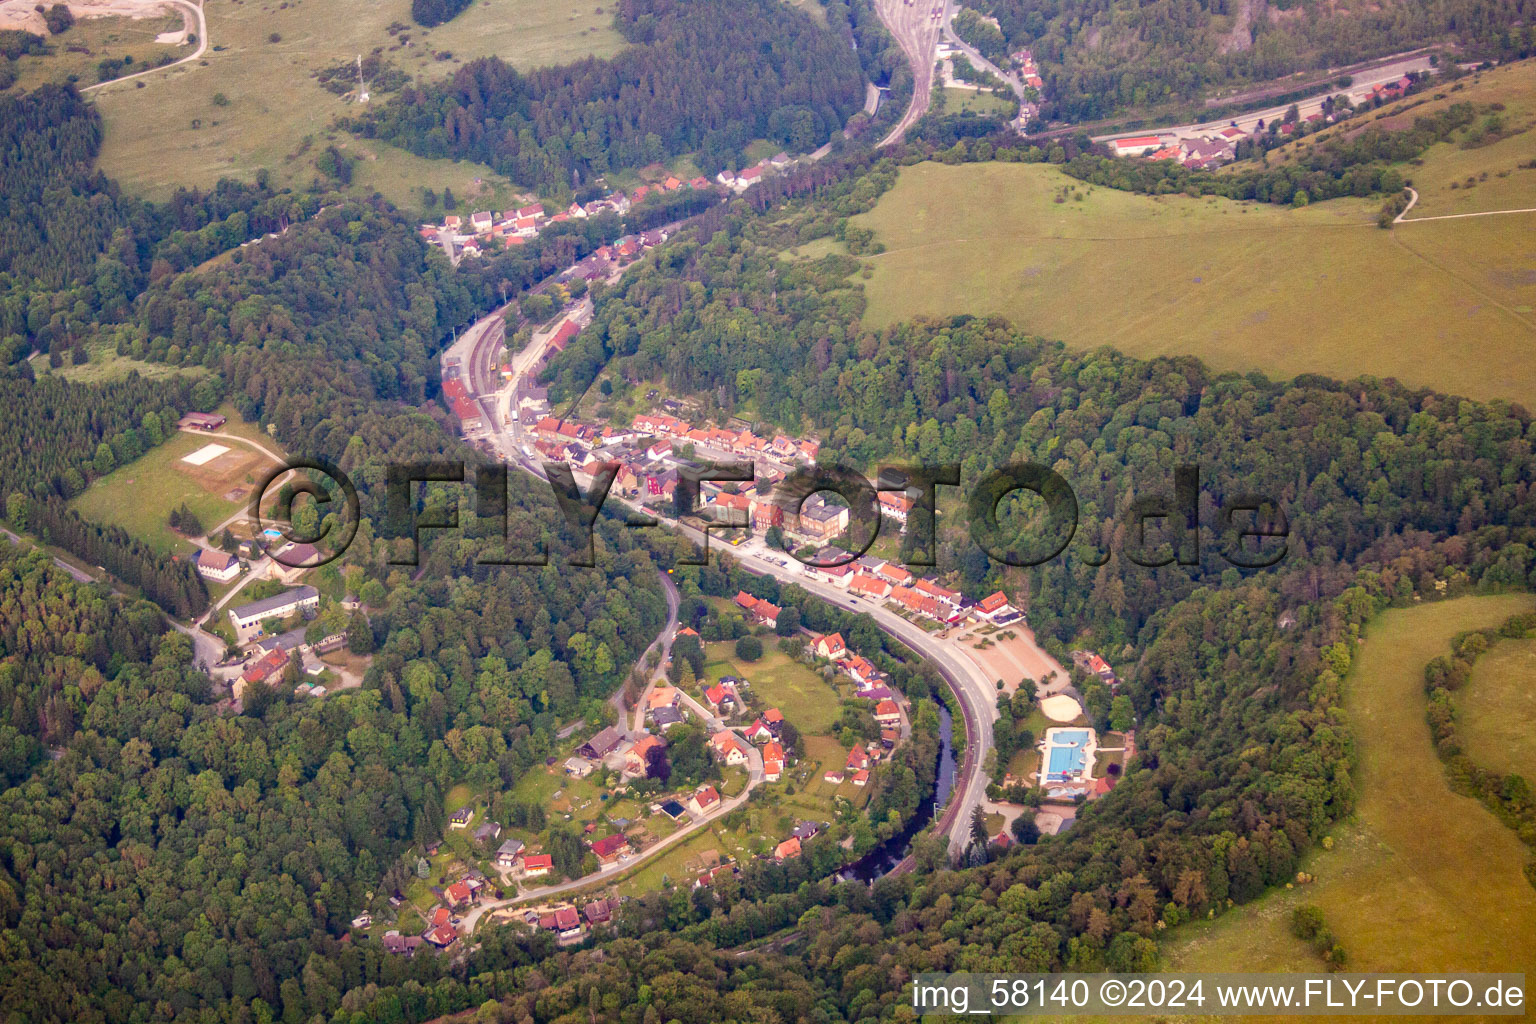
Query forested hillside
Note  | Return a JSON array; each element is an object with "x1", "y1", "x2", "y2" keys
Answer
[
  {"x1": 0, "y1": 84, "x2": 322, "y2": 363},
  {"x1": 351, "y1": 0, "x2": 868, "y2": 186},
  {"x1": 959, "y1": 0, "x2": 1536, "y2": 120}
]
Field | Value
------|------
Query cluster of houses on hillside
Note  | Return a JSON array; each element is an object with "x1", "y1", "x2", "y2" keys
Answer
[
  {"x1": 524, "y1": 408, "x2": 856, "y2": 543},
  {"x1": 420, "y1": 176, "x2": 717, "y2": 260},
  {"x1": 1010, "y1": 47, "x2": 1046, "y2": 125},
  {"x1": 716, "y1": 151, "x2": 796, "y2": 193},
  {"x1": 1110, "y1": 73, "x2": 1421, "y2": 170},
  {"x1": 778, "y1": 547, "x2": 1022, "y2": 630},
  {"x1": 804, "y1": 630, "x2": 905, "y2": 786}
]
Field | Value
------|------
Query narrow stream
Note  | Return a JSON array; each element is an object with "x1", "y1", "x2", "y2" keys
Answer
[{"x1": 845, "y1": 703, "x2": 955, "y2": 880}]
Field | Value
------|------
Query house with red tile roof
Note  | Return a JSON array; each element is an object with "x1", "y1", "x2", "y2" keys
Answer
[
  {"x1": 444, "y1": 881, "x2": 473, "y2": 907},
  {"x1": 812, "y1": 632, "x2": 847, "y2": 660},
  {"x1": 874, "y1": 699, "x2": 901, "y2": 725},
  {"x1": 846, "y1": 743, "x2": 870, "y2": 771},
  {"x1": 852, "y1": 769, "x2": 869, "y2": 786},
  {"x1": 974, "y1": 591, "x2": 1016, "y2": 621},
  {"x1": 762, "y1": 740, "x2": 784, "y2": 782},
  {"x1": 521, "y1": 854, "x2": 552, "y2": 877},
  {"x1": 774, "y1": 836, "x2": 801, "y2": 861},
  {"x1": 848, "y1": 573, "x2": 891, "y2": 600},
  {"x1": 625, "y1": 734, "x2": 666, "y2": 774},
  {"x1": 710, "y1": 730, "x2": 749, "y2": 765},
  {"x1": 733, "y1": 591, "x2": 780, "y2": 627},
  {"x1": 689, "y1": 784, "x2": 720, "y2": 815},
  {"x1": 426, "y1": 923, "x2": 458, "y2": 947},
  {"x1": 589, "y1": 833, "x2": 630, "y2": 865}
]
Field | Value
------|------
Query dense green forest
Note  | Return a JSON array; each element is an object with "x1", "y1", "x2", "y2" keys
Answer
[
  {"x1": 957, "y1": 0, "x2": 1536, "y2": 120},
  {"x1": 0, "y1": 85, "x2": 321, "y2": 362},
  {"x1": 350, "y1": 0, "x2": 867, "y2": 186}
]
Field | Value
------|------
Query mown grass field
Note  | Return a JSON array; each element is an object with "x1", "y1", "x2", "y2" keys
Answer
[
  {"x1": 69, "y1": 405, "x2": 282, "y2": 554},
  {"x1": 702, "y1": 644, "x2": 842, "y2": 735},
  {"x1": 5, "y1": 12, "x2": 184, "y2": 92},
  {"x1": 847, "y1": 160, "x2": 1536, "y2": 407},
  {"x1": 91, "y1": 0, "x2": 624, "y2": 204},
  {"x1": 1458, "y1": 637, "x2": 1536, "y2": 780},
  {"x1": 938, "y1": 87, "x2": 1014, "y2": 119},
  {"x1": 71, "y1": 428, "x2": 271, "y2": 554},
  {"x1": 1165, "y1": 594, "x2": 1536, "y2": 985}
]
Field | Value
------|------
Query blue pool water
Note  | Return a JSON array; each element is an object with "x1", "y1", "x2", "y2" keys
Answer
[
  {"x1": 262, "y1": 528, "x2": 284, "y2": 539},
  {"x1": 1044, "y1": 729, "x2": 1091, "y2": 782}
]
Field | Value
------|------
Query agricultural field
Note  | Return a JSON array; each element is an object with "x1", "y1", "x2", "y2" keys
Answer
[
  {"x1": 69, "y1": 418, "x2": 282, "y2": 554},
  {"x1": 3, "y1": 11, "x2": 185, "y2": 92},
  {"x1": 90, "y1": 0, "x2": 625, "y2": 203},
  {"x1": 1457, "y1": 637, "x2": 1536, "y2": 780},
  {"x1": 1165, "y1": 594, "x2": 1536, "y2": 978},
  {"x1": 847, "y1": 160, "x2": 1536, "y2": 408}
]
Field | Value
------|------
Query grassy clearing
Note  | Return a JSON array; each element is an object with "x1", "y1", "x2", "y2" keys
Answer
[
  {"x1": 937, "y1": 87, "x2": 1014, "y2": 119},
  {"x1": 91, "y1": 0, "x2": 624, "y2": 203},
  {"x1": 5, "y1": 13, "x2": 185, "y2": 92},
  {"x1": 1166, "y1": 594, "x2": 1536, "y2": 982},
  {"x1": 34, "y1": 348, "x2": 208, "y2": 384},
  {"x1": 849, "y1": 160, "x2": 1536, "y2": 407},
  {"x1": 70, "y1": 425, "x2": 280, "y2": 554},
  {"x1": 701, "y1": 643, "x2": 842, "y2": 735},
  {"x1": 1458, "y1": 637, "x2": 1536, "y2": 780}
]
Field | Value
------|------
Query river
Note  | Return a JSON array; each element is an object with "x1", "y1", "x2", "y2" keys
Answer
[{"x1": 845, "y1": 703, "x2": 956, "y2": 880}]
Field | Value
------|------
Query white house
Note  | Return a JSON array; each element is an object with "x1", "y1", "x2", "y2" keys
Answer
[{"x1": 195, "y1": 548, "x2": 240, "y2": 584}]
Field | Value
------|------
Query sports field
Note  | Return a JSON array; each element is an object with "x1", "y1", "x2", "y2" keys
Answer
[
  {"x1": 91, "y1": 0, "x2": 624, "y2": 202},
  {"x1": 848, "y1": 161, "x2": 1536, "y2": 407},
  {"x1": 1166, "y1": 594, "x2": 1536, "y2": 980},
  {"x1": 70, "y1": 414, "x2": 282, "y2": 553},
  {"x1": 1458, "y1": 637, "x2": 1536, "y2": 780}
]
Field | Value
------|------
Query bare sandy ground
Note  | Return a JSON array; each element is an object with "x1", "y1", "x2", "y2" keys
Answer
[{"x1": 0, "y1": 0, "x2": 184, "y2": 36}]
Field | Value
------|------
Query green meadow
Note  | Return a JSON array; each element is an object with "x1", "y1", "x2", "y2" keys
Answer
[
  {"x1": 1165, "y1": 595, "x2": 1536, "y2": 989},
  {"x1": 91, "y1": 0, "x2": 624, "y2": 204},
  {"x1": 845, "y1": 160, "x2": 1536, "y2": 407},
  {"x1": 1458, "y1": 637, "x2": 1536, "y2": 781}
]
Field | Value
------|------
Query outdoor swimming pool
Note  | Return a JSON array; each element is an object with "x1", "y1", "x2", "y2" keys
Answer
[{"x1": 1043, "y1": 728, "x2": 1092, "y2": 783}]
